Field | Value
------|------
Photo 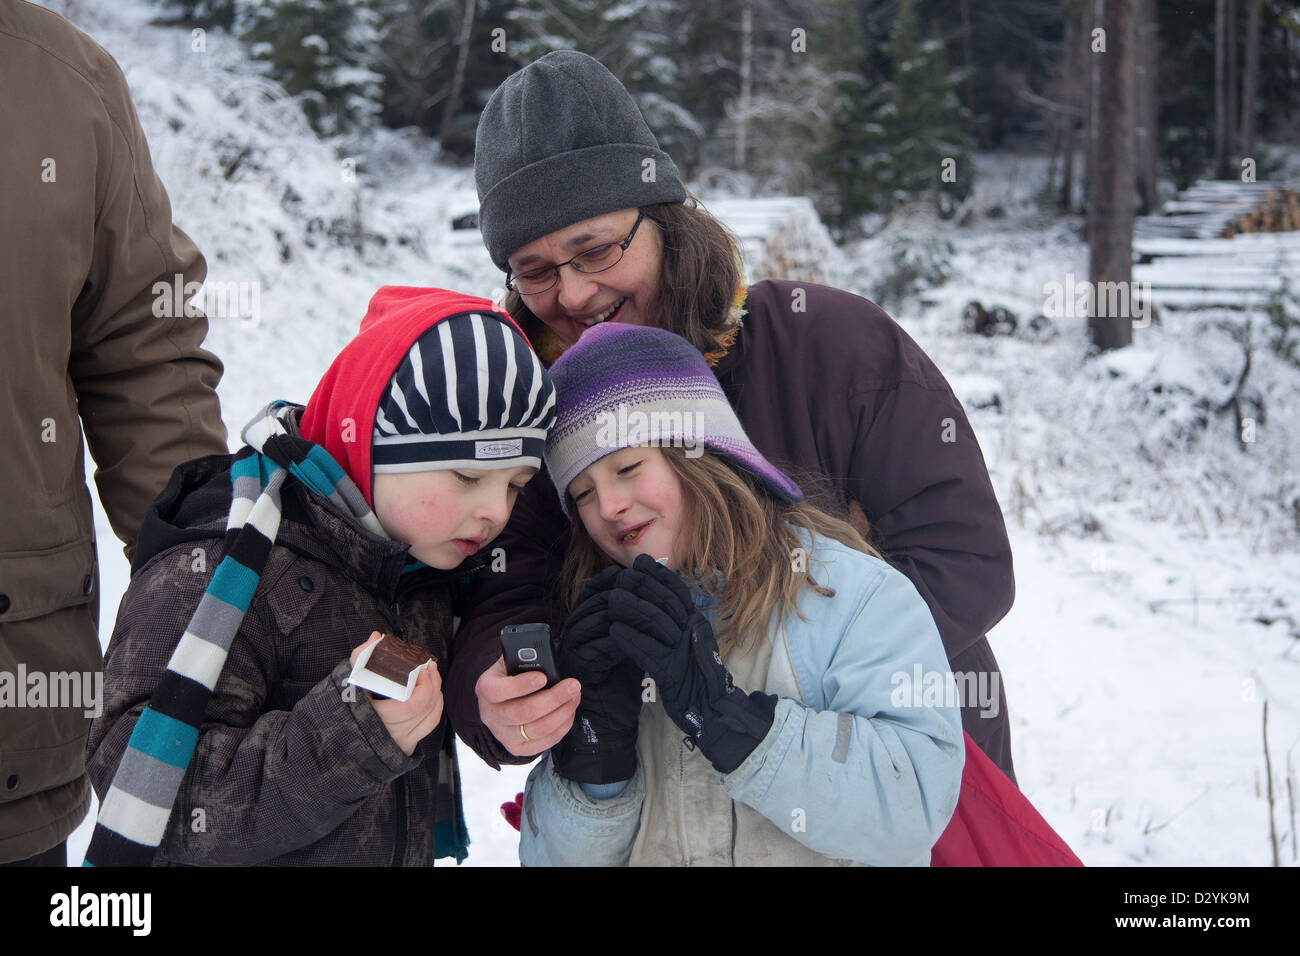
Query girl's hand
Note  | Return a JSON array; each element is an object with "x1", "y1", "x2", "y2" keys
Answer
[
  {"x1": 607, "y1": 556, "x2": 777, "y2": 774},
  {"x1": 551, "y1": 566, "x2": 645, "y2": 783},
  {"x1": 349, "y1": 632, "x2": 443, "y2": 756},
  {"x1": 557, "y1": 563, "x2": 626, "y2": 684}
]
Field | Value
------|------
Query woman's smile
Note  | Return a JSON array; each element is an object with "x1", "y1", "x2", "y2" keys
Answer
[
  {"x1": 507, "y1": 209, "x2": 662, "y2": 348},
  {"x1": 575, "y1": 297, "x2": 627, "y2": 328}
]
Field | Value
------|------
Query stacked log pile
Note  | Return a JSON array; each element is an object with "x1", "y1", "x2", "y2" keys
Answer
[
  {"x1": 1133, "y1": 180, "x2": 1300, "y2": 315},
  {"x1": 1135, "y1": 180, "x2": 1299, "y2": 241},
  {"x1": 1220, "y1": 187, "x2": 1300, "y2": 237}
]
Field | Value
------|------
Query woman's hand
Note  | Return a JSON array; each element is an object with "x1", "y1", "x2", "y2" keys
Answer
[
  {"x1": 350, "y1": 632, "x2": 444, "y2": 757},
  {"x1": 476, "y1": 657, "x2": 581, "y2": 757},
  {"x1": 474, "y1": 565, "x2": 623, "y2": 760}
]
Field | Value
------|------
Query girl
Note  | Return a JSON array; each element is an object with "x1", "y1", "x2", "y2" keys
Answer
[
  {"x1": 84, "y1": 287, "x2": 555, "y2": 866},
  {"x1": 518, "y1": 321, "x2": 964, "y2": 866},
  {"x1": 453, "y1": 51, "x2": 1017, "y2": 789}
]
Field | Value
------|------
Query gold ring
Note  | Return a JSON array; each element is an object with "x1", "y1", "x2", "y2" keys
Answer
[{"x1": 519, "y1": 723, "x2": 530, "y2": 743}]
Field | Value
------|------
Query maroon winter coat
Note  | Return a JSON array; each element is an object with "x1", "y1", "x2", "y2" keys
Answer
[{"x1": 447, "y1": 280, "x2": 1018, "y2": 781}]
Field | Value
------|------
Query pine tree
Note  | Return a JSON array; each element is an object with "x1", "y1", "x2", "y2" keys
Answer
[
  {"x1": 871, "y1": 0, "x2": 973, "y2": 214},
  {"x1": 504, "y1": 0, "x2": 699, "y2": 168},
  {"x1": 370, "y1": 0, "x2": 466, "y2": 136},
  {"x1": 813, "y1": 0, "x2": 883, "y2": 234},
  {"x1": 235, "y1": 0, "x2": 384, "y2": 137},
  {"x1": 817, "y1": 0, "x2": 973, "y2": 231}
]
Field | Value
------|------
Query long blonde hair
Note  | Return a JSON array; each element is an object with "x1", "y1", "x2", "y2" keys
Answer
[{"x1": 562, "y1": 447, "x2": 885, "y2": 653}]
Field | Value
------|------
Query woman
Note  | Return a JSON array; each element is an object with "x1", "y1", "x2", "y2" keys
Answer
[{"x1": 447, "y1": 51, "x2": 1017, "y2": 787}]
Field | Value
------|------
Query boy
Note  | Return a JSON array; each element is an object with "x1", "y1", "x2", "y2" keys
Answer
[{"x1": 84, "y1": 287, "x2": 555, "y2": 866}]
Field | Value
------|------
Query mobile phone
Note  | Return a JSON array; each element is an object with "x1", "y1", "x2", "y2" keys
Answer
[{"x1": 500, "y1": 623, "x2": 559, "y2": 686}]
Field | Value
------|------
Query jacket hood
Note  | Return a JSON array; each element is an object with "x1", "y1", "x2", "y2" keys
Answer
[
  {"x1": 298, "y1": 287, "x2": 534, "y2": 508},
  {"x1": 131, "y1": 452, "x2": 242, "y2": 575}
]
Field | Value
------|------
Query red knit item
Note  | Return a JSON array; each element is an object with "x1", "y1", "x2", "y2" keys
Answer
[
  {"x1": 299, "y1": 287, "x2": 530, "y2": 507},
  {"x1": 501, "y1": 793, "x2": 524, "y2": 832}
]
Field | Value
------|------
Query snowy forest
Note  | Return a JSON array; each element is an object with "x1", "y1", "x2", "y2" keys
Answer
[
  {"x1": 12, "y1": 0, "x2": 1300, "y2": 870},
  {"x1": 122, "y1": 1, "x2": 1300, "y2": 221}
]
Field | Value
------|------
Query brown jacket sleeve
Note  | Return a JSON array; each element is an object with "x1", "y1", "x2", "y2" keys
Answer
[{"x1": 67, "y1": 44, "x2": 227, "y2": 563}]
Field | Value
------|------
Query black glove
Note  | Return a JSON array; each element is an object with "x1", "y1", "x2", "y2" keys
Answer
[
  {"x1": 605, "y1": 554, "x2": 777, "y2": 774},
  {"x1": 551, "y1": 566, "x2": 644, "y2": 784}
]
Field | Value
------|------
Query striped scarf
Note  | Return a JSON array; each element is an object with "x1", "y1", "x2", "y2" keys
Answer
[{"x1": 83, "y1": 401, "x2": 449, "y2": 866}]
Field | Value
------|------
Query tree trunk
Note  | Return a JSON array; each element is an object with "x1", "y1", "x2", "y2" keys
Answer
[
  {"x1": 1226, "y1": 0, "x2": 1238, "y2": 161},
  {"x1": 1061, "y1": 9, "x2": 1080, "y2": 210},
  {"x1": 1089, "y1": 0, "x2": 1137, "y2": 352},
  {"x1": 438, "y1": 0, "x2": 477, "y2": 148},
  {"x1": 1215, "y1": 0, "x2": 1228, "y2": 177},
  {"x1": 960, "y1": 0, "x2": 976, "y2": 116},
  {"x1": 736, "y1": 0, "x2": 754, "y2": 169},
  {"x1": 1241, "y1": 0, "x2": 1262, "y2": 160},
  {"x1": 1085, "y1": 0, "x2": 1104, "y2": 247},
  {"x1": 1135, "y1": 0, "x2": 1159, "y2": 214}
]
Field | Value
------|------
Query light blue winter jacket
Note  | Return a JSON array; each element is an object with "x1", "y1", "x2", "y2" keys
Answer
[{"x1": 519, "y1": 524, "x2": 965, "y2": 866}]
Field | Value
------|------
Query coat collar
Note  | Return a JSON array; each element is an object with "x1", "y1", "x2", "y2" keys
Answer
[{"x1": 276, "y1": 482, "x2": 413, "y2": 601}]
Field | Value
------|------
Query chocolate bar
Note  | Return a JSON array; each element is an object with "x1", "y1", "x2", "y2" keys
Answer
[
  {"x1": 365, "y1": 634, "x2": 434, "y2": 684},
  {"x1": 346, "y1": 633, "x2": 436, "y2": 702}
]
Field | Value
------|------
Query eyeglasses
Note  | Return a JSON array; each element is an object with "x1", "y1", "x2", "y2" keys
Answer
[{"x1": 505, "y1": 211, "x2": 646, "y2": 295}]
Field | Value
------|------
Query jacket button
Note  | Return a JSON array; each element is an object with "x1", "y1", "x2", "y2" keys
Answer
[
  {"x1": 298, "y1": 576, "x2": 314, "y2": 592},
  {"x1": 83, "y1": 574, "x2": 94, "y2": 596},
  {"x1": 5, "y1": 775, "x2": 17, "y2": 791},
  {"x1": 0, "y1": 594, "x2": 8, "y2": 614}
]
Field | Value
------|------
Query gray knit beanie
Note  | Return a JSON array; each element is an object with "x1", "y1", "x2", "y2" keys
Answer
[{"x1": 474, "y1": 51, "x2": 687, "y2": 270}]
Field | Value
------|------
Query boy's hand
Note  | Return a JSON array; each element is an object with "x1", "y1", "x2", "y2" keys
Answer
[
  {"x1": 349, "y1": 632, "x2": 443, "y2": 757},
  {"x1": 477, "y1": 656, "x2": 581, "y2": 757}
]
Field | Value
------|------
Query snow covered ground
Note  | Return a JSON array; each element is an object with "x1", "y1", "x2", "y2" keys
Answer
[{"x1": 48, "y1": 0, "x2": 1298, "y2": 867}]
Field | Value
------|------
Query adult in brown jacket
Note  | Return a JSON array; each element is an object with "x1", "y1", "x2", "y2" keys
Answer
[
  {"x1": 451, "y1": 52, "x2": 1020, "y2": 788},
  {"x1": 0, "y1": 0, "x2": 226, "y2": 864}
]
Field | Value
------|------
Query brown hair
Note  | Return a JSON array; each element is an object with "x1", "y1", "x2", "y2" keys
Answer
[
  {"x1": 502, "y1": 195, "x2": 745, "y2": 360},
  {"x1": 561, "y1": 447, "x2": 885, "y2": 654}
]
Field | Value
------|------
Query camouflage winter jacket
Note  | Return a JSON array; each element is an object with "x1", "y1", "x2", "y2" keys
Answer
[{"x1": 86, "y1": 448, "x2": 475, "y2": 865}]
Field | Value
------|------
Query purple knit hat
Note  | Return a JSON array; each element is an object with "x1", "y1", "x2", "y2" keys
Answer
[{"x1": 544, "y1": 322, "x2": 803, "y2": 516}]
